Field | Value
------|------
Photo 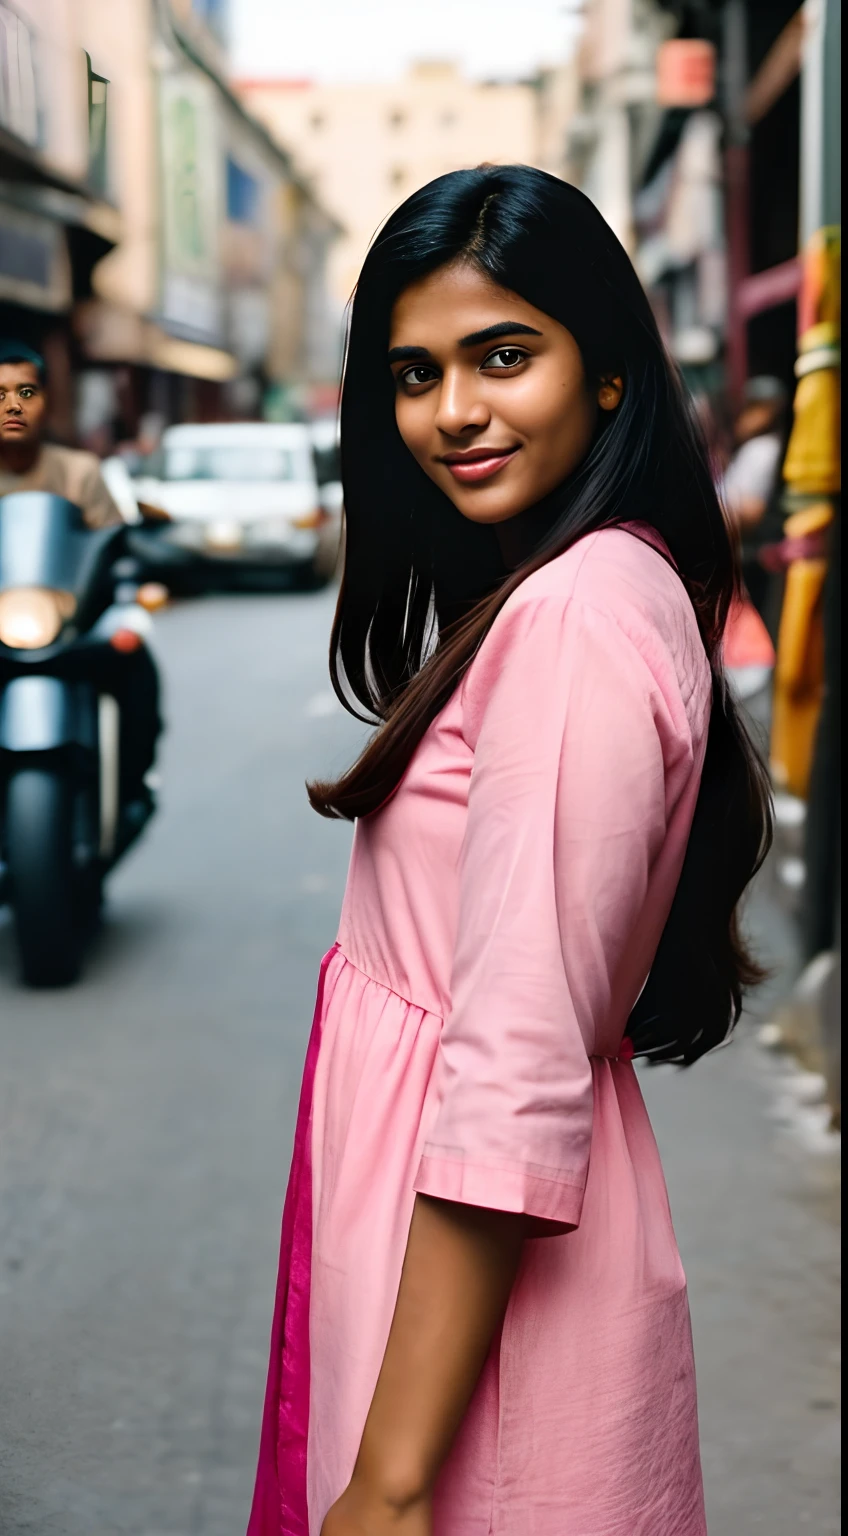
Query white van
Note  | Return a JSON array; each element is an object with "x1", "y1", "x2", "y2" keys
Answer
[{"x1": 131, "y1": 421, "x2": 342, "y2": 589}]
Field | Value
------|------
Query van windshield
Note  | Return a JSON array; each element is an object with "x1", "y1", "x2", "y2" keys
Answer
[{"x1": 163, "y1": 445, "x2": 303, "y2": 482}]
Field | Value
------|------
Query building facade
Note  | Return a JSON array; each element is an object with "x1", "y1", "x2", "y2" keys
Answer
[
  {"x1": 566, "y1": 0, "x2": 814, "y2": 397},
  {"x1": 567, "y1": 0, "x2": 841, "y2": 1118},
  {"x1": 565, "y1": 0, "x2": 674, "y2": 252},
  {"x1": 1, "y1": 0, "x2": 339, "y2": 450},
  {"x1": 238, "y1": 61, "x2": 562, "y2": 312},
  {"x1": 1, "y1": 0, "x2": 123, "y2": 439},
  {"x1": 77, "y1": 0, "x2": 340, "y2": 441}
]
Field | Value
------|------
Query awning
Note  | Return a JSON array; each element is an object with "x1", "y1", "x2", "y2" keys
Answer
[
  {"x1": 0, "y1": 181, "x2": 122, "y2": 310},
  {"x1": 75, "y1": 298, "x2": 239, "y2": 382},
  {"x1": 146, "y1": 329, "x2": 239, "y2": 382}
]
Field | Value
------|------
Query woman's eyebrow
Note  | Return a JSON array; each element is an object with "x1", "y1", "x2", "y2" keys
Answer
[
  {"x1": 387, "y1": 321, "x2": 542, "y2": 364},
  {"x1": 459, "y1": 321, "x2": 542, "y2": 347},
  {"x1": 387, "y1": 344, "x2": 431, "y2": 364}
]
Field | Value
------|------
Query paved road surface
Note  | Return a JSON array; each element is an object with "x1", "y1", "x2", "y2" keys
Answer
[{"x1": 0, "y1": 591, "x2": 840, "y2": 1535}]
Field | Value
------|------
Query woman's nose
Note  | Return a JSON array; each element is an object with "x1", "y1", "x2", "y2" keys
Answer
[{"x1": 434, "y1": 369, "x2": 490, "y2": 437}]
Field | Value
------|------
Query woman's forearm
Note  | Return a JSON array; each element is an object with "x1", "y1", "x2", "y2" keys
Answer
[{"x1": 352, "y1": 1193, "x2": 526, "y2": 1508}]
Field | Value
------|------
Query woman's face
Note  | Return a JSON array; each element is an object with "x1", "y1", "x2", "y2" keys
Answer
[{"x1": 389, "y1": 261, "x2": 622, "y2": 525}]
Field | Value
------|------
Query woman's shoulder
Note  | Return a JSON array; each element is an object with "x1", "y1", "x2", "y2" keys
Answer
[
  {"x1": 502, "y1": 525, "x2": 699, "y2": 647},
  {"x1": 464, "y1": 525, "x2": 710, "y2": 730}
]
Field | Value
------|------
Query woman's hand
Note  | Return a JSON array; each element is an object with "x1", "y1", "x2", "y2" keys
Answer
[{"x1": 320, "y1": 1477, "x2": 432, "y2": 1535}]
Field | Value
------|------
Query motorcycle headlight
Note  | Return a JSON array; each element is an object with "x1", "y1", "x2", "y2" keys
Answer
[{"x1": 0, "y1": 588, "x2": 76, "y2": 650}]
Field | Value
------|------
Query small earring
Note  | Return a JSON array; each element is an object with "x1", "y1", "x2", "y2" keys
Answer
[{"x1": 598, "y1": 377, "x2": 622, "y2": 409}]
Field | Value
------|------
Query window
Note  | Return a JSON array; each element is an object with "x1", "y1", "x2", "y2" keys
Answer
[
  {"x1": 84, "y1": 52, "x2": 109, "y2": 197},
  {"x1": 191, "y1": 0, "x2": 228, "y2": 43},
  {"x1": 0, "y1": 4, "x2": 40, "y2": 146},
  {"x1": 0, "y1": 219, "x2": 52, "y2": 288},
  {"x1": 226, "y1": 157, "x2": 261, "y2": 225},
  {"x1": 164, "y1": 445, "x2": 301, "y2": 483}
]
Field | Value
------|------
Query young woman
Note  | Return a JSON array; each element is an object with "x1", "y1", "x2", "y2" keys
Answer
[{"x1": 247, "y1": 165, "x2": 772, "y2": 1536}]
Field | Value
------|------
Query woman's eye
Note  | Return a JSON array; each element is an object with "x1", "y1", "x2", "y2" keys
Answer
[
  {"x1": 399, "y1": 366, "x2": 437, "y2": 389},
  {"x1": 482, "y1": 348, "x2": 528, "y2": 370}
]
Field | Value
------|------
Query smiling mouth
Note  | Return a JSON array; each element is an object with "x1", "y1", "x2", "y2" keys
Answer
[{"x1": 440, "y1": 446, "x2": 520, "y2": 484}]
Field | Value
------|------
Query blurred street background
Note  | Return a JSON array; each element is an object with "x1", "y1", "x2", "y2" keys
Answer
[{"x1": 0, "y1": 1, "x2": 841, "y2": 1533}]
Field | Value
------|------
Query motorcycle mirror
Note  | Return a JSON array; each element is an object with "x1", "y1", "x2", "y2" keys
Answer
[{"x1": 136, "y1": 582, "x2": 169, "y2": 612}]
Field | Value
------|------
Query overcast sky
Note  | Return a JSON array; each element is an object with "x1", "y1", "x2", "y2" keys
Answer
[{"x1": 230, "y1": 0, "x2": 584, "y2": 83}]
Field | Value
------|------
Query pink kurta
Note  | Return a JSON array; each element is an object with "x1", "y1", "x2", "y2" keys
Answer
[{"x1": 249, "y1": 527, "x2": 712, "y2": 1536}]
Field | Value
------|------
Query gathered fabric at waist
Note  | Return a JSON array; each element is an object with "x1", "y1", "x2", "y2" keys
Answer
[
  {"x1": 333, "y1": 942, "x2": 635, "y2": 1065},
  {"x1": 334, "y1": 939, "x2": 444, "y2": 1020}
]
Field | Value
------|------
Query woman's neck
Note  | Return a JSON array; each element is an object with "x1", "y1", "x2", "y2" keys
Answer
[{"x1": 495, "y1": 496, "x2": 562, "y2": 571}]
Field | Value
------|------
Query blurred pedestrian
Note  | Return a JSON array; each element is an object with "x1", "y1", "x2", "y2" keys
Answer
[
  {"x1": 713, "y1": 378, "x2": 786, "y2": 688},
  {"x1": 0, "y1": 341, "x2": 122, "y2": 528},
  {"x1": 722, "y1": 375, "x2": 788, "y2": 536},
  {"x1": 248, "y1": 168, "x2": 772, "y2": 1536},
  {"x1": 722, "y1": 375, "x2": 789, "y2": 628}
]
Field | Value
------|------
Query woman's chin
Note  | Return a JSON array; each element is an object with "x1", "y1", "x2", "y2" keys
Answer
[
  {"x1": 440, "y1": 464, "x2": 575, "y2": 528},
  {"x1": 447, "y1": 486, "x2": 535, "y2": 526}
]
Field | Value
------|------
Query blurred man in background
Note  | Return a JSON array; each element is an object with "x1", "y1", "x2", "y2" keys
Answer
[
  {"x1": 0, "y1": 342, "x2": 122, "y2": 528},
  {"x1": 722, "y1": 375, "x2": 788, "y2": 534},
  {"x1": 0, "y1": 338, "x2": 160, "y2": 809},
  {"x1": 722, "y1": 375, "x2": 788, "y2": 628}
]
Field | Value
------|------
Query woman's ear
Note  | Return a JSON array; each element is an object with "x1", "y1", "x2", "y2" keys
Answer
[{"x1": 598, "y1": 375, "x2": 624, "y2": 411}]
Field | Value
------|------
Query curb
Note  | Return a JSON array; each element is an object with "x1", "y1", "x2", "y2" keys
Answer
[{"x1": 767, "y1": 950, "x2": 841, "y2": 1130}]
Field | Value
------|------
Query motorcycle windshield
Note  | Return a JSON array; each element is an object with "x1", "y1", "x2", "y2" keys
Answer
[{"x1": 0, "y1": 492, "x2": 118, "y2": 594}]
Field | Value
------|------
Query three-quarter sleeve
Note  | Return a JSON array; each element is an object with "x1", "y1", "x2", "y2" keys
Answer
[{"x1": 414, "y1": 589, "x2": 695, "y2": 1230}]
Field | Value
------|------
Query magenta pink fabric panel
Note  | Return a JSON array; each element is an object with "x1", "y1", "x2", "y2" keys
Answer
[{"x1": 247, "y1": 945, "x2": 338, "y2": 1536}]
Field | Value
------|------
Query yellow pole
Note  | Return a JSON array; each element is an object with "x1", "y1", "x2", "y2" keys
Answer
[{"x1": 770, "y1": 227, "x2": 840, "y2": 798}]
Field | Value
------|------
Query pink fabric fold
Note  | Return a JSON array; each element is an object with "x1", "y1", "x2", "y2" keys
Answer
[
  {"x1": 414, "y1": 1151, "x2": 587, "y2": 1226},
  {"x1": 247, "y1": 945, "x2": 338, "y2": 1536}
]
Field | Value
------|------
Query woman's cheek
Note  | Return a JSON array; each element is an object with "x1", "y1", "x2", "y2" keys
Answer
[{"x1": 394, "y1": 404, "x2": 424, "y2": 464}]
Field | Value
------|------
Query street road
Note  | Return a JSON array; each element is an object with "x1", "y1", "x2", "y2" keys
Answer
[{"x1": 0, "y1": 590, "x2": 840, "y2": 1536}]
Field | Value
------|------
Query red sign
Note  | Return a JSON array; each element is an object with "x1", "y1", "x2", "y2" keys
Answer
[{"x1": 656, "y1": 39, "x2": 716, "y2": 108}]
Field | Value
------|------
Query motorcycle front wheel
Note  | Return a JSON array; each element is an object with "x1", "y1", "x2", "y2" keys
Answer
[{"x1": 5, "y1": 768, "x2": 93, "y2": 986}]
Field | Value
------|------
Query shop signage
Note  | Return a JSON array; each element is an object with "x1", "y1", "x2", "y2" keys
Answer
[
  {"x1": 656, "y1": 39, "x2": 716, "y2": 109},
  {"x1": 158, "y1": 71, "x2": 223, "y2": 345}
]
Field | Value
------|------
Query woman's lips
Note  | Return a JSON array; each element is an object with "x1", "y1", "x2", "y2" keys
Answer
[{"x1": 441, "y1": 447, "x2": 520, "y2": 484}]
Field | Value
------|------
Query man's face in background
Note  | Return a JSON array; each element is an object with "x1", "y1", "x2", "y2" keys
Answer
[
  {"x1": 0, "y1": 362, "x2": 46, "y2": 454},
  {"x1": 734, "y1": 399, "x2": 782, "y2": 446}
]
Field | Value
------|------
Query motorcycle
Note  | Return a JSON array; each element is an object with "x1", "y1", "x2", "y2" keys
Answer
[{"x1": 0, "y1": 491, "x2": 164, "y2": 986}]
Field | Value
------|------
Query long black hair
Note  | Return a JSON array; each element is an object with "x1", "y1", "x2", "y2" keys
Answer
[{"x1": 309, "y1": 164, "x2": 773, "y2": 1065}]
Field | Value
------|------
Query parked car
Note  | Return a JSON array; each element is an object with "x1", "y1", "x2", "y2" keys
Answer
[
  {"x1": 129, "y1": 422, "x2": 342, "y2": 590},
  {"x1": 310, "y1": 414, "x2": 345, "y2": 576}
]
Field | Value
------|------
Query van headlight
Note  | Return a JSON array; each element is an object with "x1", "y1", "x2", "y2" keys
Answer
[{"x1": 0, "y1": 588, "x2": 76, "y2": 649}]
